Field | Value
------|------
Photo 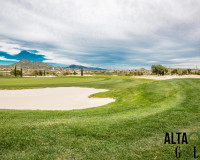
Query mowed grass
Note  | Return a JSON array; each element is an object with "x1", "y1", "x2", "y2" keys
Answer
[{"x1": 0, "y1": 76, "x2": 200, "y2": 160}]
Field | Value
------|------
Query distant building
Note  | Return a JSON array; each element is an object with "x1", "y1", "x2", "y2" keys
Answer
[{"x1": 0, "y1": 71, "x2": 11, "y2": 76}]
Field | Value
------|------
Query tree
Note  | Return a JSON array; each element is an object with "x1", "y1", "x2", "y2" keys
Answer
[
  {"x1": 182, "y1": 69, "x2": 187, "y2": 75},
  {"x1": 39, "y1": 70, "x2": 43, "y2": 76},
  {"x1": 171, "y1": 69, "x2": 178, "y2": 75},
  {"x1": 63, "y1": 71, "x2": 70, "y2": 76},
  {"x1": 44, "y1": 70, "x2": 46, "y2": 76},
  {"x1": 20, "y1": 68, "x2": 23, "y2": 77},
  {"x1": 81, "y1": 68, "x2": 83, "y2": 76},
  {"x1": 151, "y1": 65, "x2": 168, "y2": 75},
  {"x1": 11, "y1": 66, "x2": 21, "y2": 77},
  {"x1": 34, "y1": 70, "x2": 38, "y2": 77},
  {"x1": 14, "y1": 66, "x2": 17, "y2": 77},
  {"x1": 177, "y1": 68, "x2": 182, "y2": 75},
  {"x1": 168, "y1": 68, "x2": 172, "y2": 75},
  {"x1": 129, "y1": 71, "x2": 134, "y2": 76},
  {"x1": 73, "y1": 70, "x2": 77, "y2": 75},
  {"x1": 187, "y1": 69, "x2": 191, "y2": 74}
]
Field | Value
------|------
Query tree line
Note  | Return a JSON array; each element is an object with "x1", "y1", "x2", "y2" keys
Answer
[
  {"x1": 151, "y1": 64, "x2": 200, "y2": 75},
  {"x1": 11, "y1": 66, "x2": 47, "y2": 77},
  {"x1": 11, "y1": 66, "x2": 23, "y2": 77},
  {"x1": 63, "y1": 68, "x2": 84, "y2": 76}
]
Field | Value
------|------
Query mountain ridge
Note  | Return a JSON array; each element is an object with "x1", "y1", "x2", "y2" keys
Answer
[
  {"x1": 11, "y1": 59, "x2": 53, "y2": 69},
  {"x1": 0, "y1": 59, "x2": 106, "y2": 70}
]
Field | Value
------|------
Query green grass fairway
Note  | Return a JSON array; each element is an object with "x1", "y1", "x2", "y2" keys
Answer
[{"x1": 0, "y1": 76, "x2": 200, "y2": 159}]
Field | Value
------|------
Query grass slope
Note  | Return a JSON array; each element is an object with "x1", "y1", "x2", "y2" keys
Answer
[{"x1": 0, "y1": 76, "x2": 199, "y2": 160}]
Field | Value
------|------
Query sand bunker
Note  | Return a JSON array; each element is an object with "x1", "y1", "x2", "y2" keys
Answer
[{"x1": 0, "y1": 87, "x2": 115, "y2": 110}]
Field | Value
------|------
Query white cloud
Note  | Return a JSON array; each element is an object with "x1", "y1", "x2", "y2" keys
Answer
[
  {"x1": 0, "y1": 0, "x2": 200, "y2": 68},
  {"x1": 0, "y1": 41, "x2": 88, "y2": 66},
  {"x1": 171, "y1": 57, "x2": 200, "y2": 63},
  {"x1": 0, "y1": 41, "x2": 22, "y2": 55},
  {"x1": 1, "y1": 0, "x2": 200, "y2": 43},
  {"x1": 0, "y1": 56, "x2": 18, "y2": 61},
  {"x1": 41, "y1": 50, "x2": 89, "y2": 66},
  {"x1": 162, "y1": 57, "x2": 200, "y2": 68}
]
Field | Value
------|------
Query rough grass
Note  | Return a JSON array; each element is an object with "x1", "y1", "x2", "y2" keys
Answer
[{"x1": 0, "y1": 76, "x2": 199, "y2": 160}]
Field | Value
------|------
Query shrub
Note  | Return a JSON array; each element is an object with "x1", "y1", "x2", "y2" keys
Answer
[
  {"x1": 151, "y1": 64, "x2": 168, "y2": 75},
  {"x1": 63, "y1": 71, "x2": 70, "y2": 76},
  {"x1": 73, "y1": 71, "x2": 78, "y2": 75},
  {"x1": 11, "y1": 69, "x2": 21, "y2": 76}
]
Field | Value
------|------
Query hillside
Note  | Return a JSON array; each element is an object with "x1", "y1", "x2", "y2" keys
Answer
[
  {"x1": 11, "y1": 59, "x2": 53, "y2": 69},
  {"x1": 0, "y1": 58, "x2": 105, "y2": 70}
]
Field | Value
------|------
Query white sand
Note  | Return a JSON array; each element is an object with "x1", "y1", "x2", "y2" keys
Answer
[
  {"x1": 0, "y1": 87, "x2": 115, "y2": 110},
  {"x1": 133, "y1": 75, "x2": 200, "y2": 80}
]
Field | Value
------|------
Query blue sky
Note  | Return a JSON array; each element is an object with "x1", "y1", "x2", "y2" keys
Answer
[{"x1": 0, "y1": 0, "x2": 200, "y2": 69}]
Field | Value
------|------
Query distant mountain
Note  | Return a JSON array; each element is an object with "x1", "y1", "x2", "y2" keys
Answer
[
  {"x1": 66, "y1": 64, "x2": 106, "y2": 70},
  {"x1": 11, "y1": 59, "x2": 53, "y2": 69},
  {"x1": 0, "y1": 58, "x2": 106, "y2": 70},
  {"x1": 0, "y1": 50, "x2": 106, "y2": 70}
]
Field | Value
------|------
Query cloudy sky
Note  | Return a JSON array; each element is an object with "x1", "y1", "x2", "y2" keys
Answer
[{"x1": 0, "y1": 0, "x2": 200, "y2": 69}]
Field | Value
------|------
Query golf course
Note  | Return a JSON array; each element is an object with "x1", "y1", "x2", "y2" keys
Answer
[{"x1": 0, "y1": 76, "x2": 200, "y2": 159}]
